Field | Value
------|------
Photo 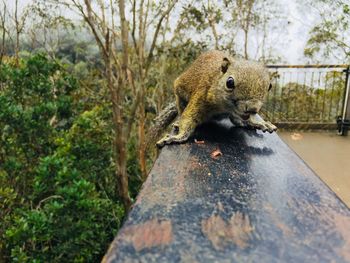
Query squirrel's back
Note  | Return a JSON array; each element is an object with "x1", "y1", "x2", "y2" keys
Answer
[{"x1": 174, "y1": 50, "x2": 233, "y2": 96}]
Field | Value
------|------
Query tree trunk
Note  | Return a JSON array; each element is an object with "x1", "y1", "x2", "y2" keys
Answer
[
  {"x1": 0, "y1": 3, "x2": 6, "y2": 65},
  {"x1": 106, "y1": 56, "x2": 132, "y2": 211},
  {"x1": 136, "y1": 1, "x2": 148, "y2": 181},
  {"x1": 244, "y1": 29, "x2": 248, "y2": 59},
  {"x1": 243, "y1": 0, "x2": 254, "y2": 60},
  {"x1": 208, "y1": 15, "x2": 219, "y2": 50},
  {"x1": 14, "y1": 0, "x2": 19, "y2": 66},
  {"x1": 138, "y1": 82, "x2": 147, "y2": 180},
  {"x1": 117, "y1": 0, "x2": 132, "y2": 211},
  {"x1": 116, "y1": 133, "x2": 132, "y2": 211}
]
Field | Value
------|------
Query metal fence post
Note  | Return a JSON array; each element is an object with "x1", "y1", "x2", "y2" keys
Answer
[{"x1": 338, "y1": 66, "x2": 350, "y2": 135}]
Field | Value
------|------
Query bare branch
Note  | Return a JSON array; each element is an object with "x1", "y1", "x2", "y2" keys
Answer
[
  {"x1": 131, "y1": 0, "x2": 138, "y2": 51},
  {"x1": 118, "y1": 0, "x2": 129, "y2": 74},
  {"x1": 204, "y1": 1, "x2": 219, "y2": 49},
  {"x1": 146, "y1": 0, "x2": 178, "y2": 69},
  {"x1": 72, "y1": 0, "x2": 109, "y2": 60},
  {"x1": 36, "y1": 195, "x2": 64, "y2": 210},
  {"x1": 0, "y1": 0, "x2": 7, "y2": 63}
]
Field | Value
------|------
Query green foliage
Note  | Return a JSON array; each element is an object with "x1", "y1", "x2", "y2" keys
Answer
[
  {"x1": 6, "y1": 175, "x2": 122, "y2": 262},
  {"x1": 304, "y1": 1, "x2": 350, "y2": 60},
  {"x1": 0, "y1": 54, "x2": 76, "y2": 198},
  {"x1": 0, "y1": 55, "x2": 124, "y2": 262}
]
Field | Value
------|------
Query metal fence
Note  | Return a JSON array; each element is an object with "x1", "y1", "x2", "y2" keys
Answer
[{"x1": 262, "y1": 64, "x2": 350, "y2": 130}]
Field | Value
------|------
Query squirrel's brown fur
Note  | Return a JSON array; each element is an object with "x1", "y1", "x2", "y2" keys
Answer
[{"x1": 156, "y1": 50, "x2": 277, "y2": 148}]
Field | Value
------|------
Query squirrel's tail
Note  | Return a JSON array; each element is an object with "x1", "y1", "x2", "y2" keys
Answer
[{"x1": 146, "y1": 102, "x2": 178, "y2": 149}]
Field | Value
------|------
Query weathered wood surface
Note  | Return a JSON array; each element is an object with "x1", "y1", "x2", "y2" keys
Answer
[{"x1": 103, "y1": 120, "x2": 350, "y2": 263}]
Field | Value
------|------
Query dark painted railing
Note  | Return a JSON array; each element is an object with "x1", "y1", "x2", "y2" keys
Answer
[
  {"x1": 103, "y1": 120, "x2": 350, "y2": 263},
  {"x1": 263, "y1": 65, "x2": 349, "y2": 130}
]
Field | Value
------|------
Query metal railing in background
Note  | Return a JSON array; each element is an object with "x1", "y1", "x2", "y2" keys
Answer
[{"x1": 263, "y1": 64, "x2": 350, "y2": 132}]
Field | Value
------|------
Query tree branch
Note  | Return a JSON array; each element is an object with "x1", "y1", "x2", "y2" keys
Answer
[
  {"x1": 131, "y1": 0, "x2": 138, "y2": 51},
  {"x1": 146, "y1": 0, "x2": 178, "y2": 69},
  {"x1": 71, "y1": 0, "x2": 109, "y2": 61}
]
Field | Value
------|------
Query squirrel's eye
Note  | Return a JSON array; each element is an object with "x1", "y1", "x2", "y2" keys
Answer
[{"x1": 226, "y1": 77, "x2": 235, "y2": 89}]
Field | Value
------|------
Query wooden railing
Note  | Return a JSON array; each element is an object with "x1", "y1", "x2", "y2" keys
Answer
[{"x1": 103, "y1": 120, "x2": 350, "y2": 263}]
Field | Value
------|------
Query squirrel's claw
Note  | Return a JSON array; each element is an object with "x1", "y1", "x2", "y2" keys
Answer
[
  {"x1": 264, "y1": 121, "x2": 277, "y2": 133},
  {"x1": 245, "y1": 115, "x2": 277, "y2": 133},
  {"x1": 171, "y1": 121, "x2": 180, "y2": 134},
  {"x1": 156, "y1": 132, "x2": 190, "y2": 148}
]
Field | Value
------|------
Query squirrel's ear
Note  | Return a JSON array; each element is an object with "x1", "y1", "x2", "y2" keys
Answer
[
  {"x1": 269, "y1": 71, "x2": 279, "y2": 80},
  {"x1": 268, "y1": 83, "x2": 272, "y2": 91},
  {"x1": 221, "y1": 57, "x2": 230, "y2": 74}
]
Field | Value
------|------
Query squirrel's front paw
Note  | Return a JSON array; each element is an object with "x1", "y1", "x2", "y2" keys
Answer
[
  {"x1": 156, "y1": 133, "x2": 190, "y2": 148},
  {"x1": 261, "y1": 121, "x2": 277, "y2": 133},
  {"x1": 171, "y1": 121, "x2": 180, "y2": 134},
  {"x1": 246, "y1": 118, "x2": 277, "y2": 133}
]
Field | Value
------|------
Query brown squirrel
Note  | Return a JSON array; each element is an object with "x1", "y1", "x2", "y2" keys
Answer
[{"x1": 154, "y1": 50, "x2": 277, "y2": 148}]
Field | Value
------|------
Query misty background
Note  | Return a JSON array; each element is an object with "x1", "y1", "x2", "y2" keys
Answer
[{"x1": 3, "y1": 0, "x2": 350, "y2": 64}]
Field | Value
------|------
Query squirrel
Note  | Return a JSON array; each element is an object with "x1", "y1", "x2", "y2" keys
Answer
[{"x1": 152, "y1": 50, "x2": 277, "y2": 148}]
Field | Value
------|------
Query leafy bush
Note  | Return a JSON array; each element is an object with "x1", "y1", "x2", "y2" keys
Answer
[{"x1": 0, "y1": 54, "x2": 124, "y2": 262}]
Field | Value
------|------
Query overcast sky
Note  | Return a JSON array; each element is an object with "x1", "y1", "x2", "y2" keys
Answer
[
  {"x1": 283, "y1": 1, "x2": 319, "y2": 64},
  {"x1": 5, "y1": 0, "x2": 330, "y2": 64}
]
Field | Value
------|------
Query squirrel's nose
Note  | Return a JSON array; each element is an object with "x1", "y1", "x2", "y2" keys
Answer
[
  {"x1": 245, "y1": 103, "x2": 258, "y2": 113},
  {"x1": 245, "y1": 100, "x2": 261, "y2": 113}
]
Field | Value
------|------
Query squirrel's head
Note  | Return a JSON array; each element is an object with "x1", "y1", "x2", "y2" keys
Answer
[{"x1": 213, "y1": 57, "x2": 272, "y2": 119}]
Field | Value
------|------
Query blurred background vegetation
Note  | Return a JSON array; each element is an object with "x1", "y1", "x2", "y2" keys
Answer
[{"x1": 0, "y1": 0, "x2": 349, "y2": 262}]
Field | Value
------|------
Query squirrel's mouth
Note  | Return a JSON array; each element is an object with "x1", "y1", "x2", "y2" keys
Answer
[
  {"x1": 240, "y1": 111, "x2": 258, "y2": 120},
  {"x1": 240, "y1": 113, "x2": 250, "y2": 120}
]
